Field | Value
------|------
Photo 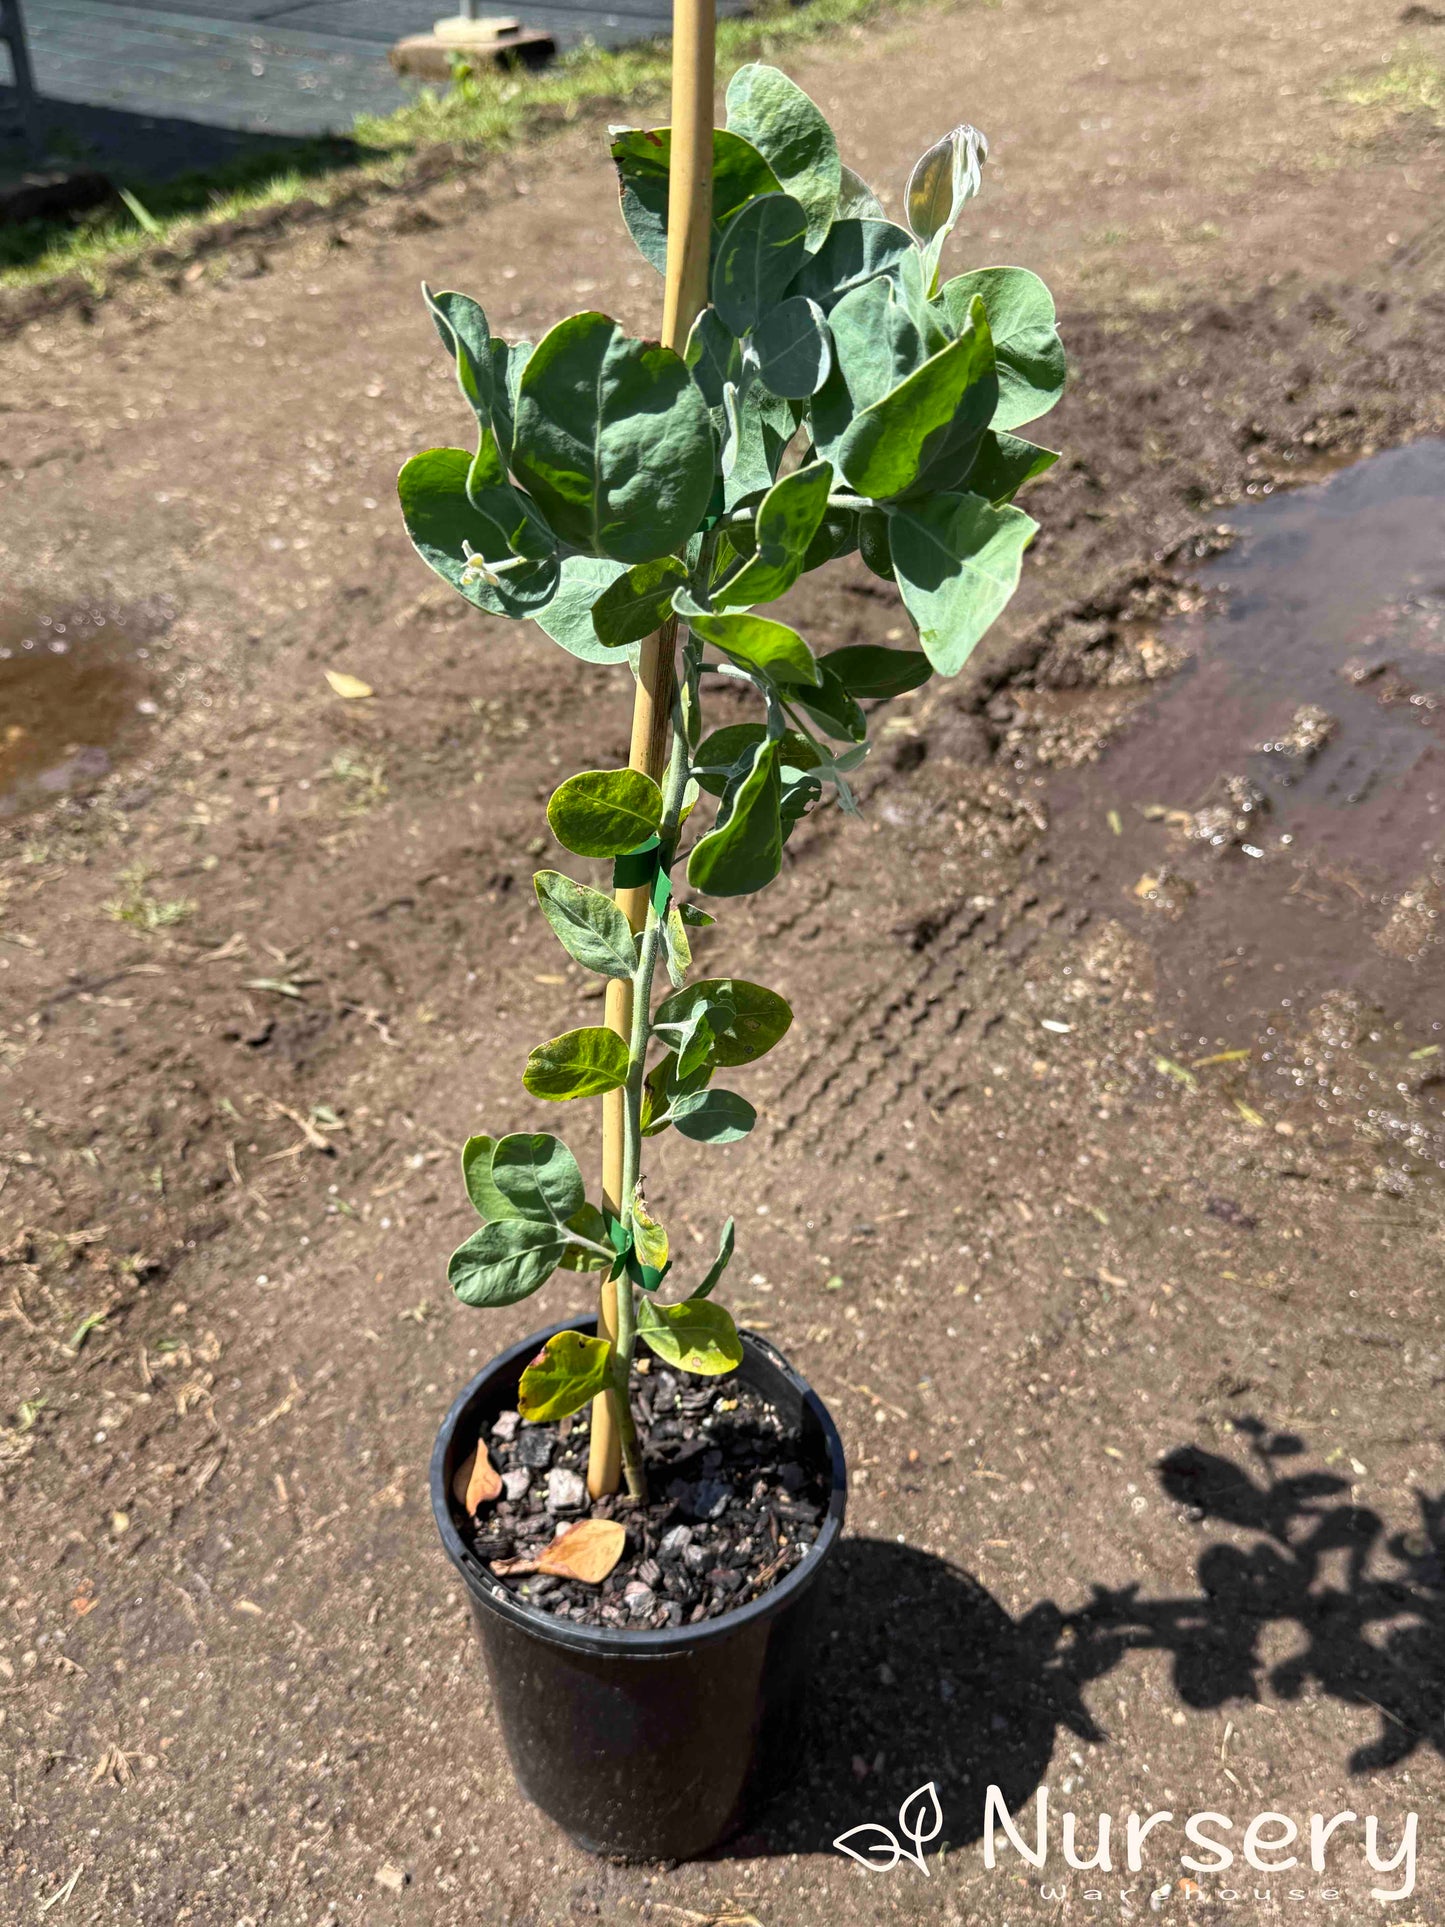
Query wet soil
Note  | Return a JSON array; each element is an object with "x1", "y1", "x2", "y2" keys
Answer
[
  {"x1": 1037, "y1": 440, "x2": 1445, "y2": 1049},
  {"x1": 2, "y1": 0, "x2": 1445, "y2": 1919},
  {"x1": 459, "y1": 1370, "x2": 827, "y2": 1629}
]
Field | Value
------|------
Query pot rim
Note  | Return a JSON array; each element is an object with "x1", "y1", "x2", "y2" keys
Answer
[{"x1": 430, "y1": 1315, "x2": 847, "y2": 1657}]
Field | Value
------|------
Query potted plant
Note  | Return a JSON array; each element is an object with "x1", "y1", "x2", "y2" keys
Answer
[{"x1": 403, "y1": 9, "x2": 1064, "y2": 1859}]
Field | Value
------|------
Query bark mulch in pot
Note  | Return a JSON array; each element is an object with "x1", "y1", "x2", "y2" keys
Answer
[{"x1": 457, "y1": 1366, "x2": 829, "y2": 1631}]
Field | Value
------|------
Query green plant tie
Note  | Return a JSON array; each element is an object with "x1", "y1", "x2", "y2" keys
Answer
[
  {"x1": 604, "y1": 1212, "x2": 668, "y2": 1292},
  {"x1": 612, "y1": 834, "x2": 661, "y2": 891}
]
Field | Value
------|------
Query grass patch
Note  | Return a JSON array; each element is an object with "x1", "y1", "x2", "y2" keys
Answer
[
  {"x1": 1327, "y1": 52, "x2": 1445, "y2": 127},
  {"x1": 104, "y1": 860, "x2": 194, "y2": 930},
  {"x1": 2, "y1": 0, "x2": 920, "y2": 292}
]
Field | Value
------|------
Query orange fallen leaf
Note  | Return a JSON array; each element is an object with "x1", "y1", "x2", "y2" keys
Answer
[
  {"x1": 537, "y1": 1518, "x2": 626, "y2": 1585},
  {"x1": 452, "y1": 1440, "x2": 503, "y2": 1513}
]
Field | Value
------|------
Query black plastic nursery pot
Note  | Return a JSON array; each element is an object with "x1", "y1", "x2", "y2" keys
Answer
[{"x1": 430, "y1": 1316, "x2": 848, "y2": 1860}]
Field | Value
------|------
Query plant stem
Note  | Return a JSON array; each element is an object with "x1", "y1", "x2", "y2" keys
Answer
[{"x1": 604, "y1": 655, "x2": 696, "y2": 1502}]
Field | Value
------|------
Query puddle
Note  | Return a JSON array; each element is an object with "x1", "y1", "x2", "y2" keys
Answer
[
  {"x1": 0, "y1": 600, "x2": 164, "y2": 820},
  {"x1": 1040, "y1": 440, "x2": 1445, "y2": 1168}
]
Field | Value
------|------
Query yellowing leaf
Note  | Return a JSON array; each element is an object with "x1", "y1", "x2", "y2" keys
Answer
[
  {"x1": 536, "y1": 1518, "x2": 626, "y2": 1585},
  {"x1": 631, "y1": 1193, "x2": 669, "y2": 1271},
  {"x1": 325, "y1": 669, "x2": 375, "y2": 700}
]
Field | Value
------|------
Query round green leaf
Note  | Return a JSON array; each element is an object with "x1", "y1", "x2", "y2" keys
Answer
[
  {"x1": 397, "y1": 447, "x2": 559, "y2": 619},
  {"x1": 838, "y1": 303, "x2": 998, "y2": 502},
  {"x1": 653, "y1": 978, "x2": 793, "y2": 1066},
  {"x1": 517, "y1": 1330, "x2": 613, "y2": 1422},
  {"x1": 790, "y1": 217, "x2": 914, "y2": 315},
  {"x1": 821, "y1": 643, "x2": 932, "y2": 699},
  {"x1": 889, "y1": 491, "x2": 1037, "y2": 675},
  {"x1": 489, "y1": 1131, "x2": 586, "y2": 1223},
  {"x1": 512, "y1": 312, "x2": 714, "y2": 563},
  {"x1": 671, "y1": 1088, "x2": 757, "y2": 1144},
  {"x1": 753, "y1": 296, "x2": 832, "y2": 400},
  {"x1": 462, "y1": 1133, "x2": 516, "y2": 1221},
  {"x1": 963, "y1": 429, "x2": 1060, "y2": 506},
  {"x1": 534, "y1": 870, "x2": 638, "y2": 978},
  {"x1": 713, "y1": 462, "x2": 834, "y2": 608},
  {"x1": 724, "y1": 63, "x2": 842, "y2": 249},
  {"x1": 712, "y1": 194, "x2": 809, "y2": 337},
  {"x1": 532, "y1": 555, "x2": 633, "y2": 665},
  {"x1": 448, "y1": 1219, "x2": 567, "y2": 1307},
  {"x1": 684, "y1": 607, "x2": 820, "y2": 686},
  {"x1": 637, "y1": 1295, "x2": 744, "y2": 1375},
  {"x1": 547, "y1": 767, "x2": 664, "y2": 859},
  {"x1": 686, "y1": 741, "x2": 784, "y2": 900},
  {"x1": 523, "y1": 1027, "x2": 631, "y2": 1101},
  {"x1": 610, "y1": 126, "x2": 783, "y2": 275},
  {"x1": 592, "y1": 557, "x2": 688, "y2": 649},
  {"x1": 934, "y1": 266, "x2": 1065, "y2": 431}
]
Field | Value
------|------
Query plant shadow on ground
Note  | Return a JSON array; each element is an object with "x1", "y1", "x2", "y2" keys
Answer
[{"x1": 728, "y1": 1419, "x2": 1445, "y2": 1856}]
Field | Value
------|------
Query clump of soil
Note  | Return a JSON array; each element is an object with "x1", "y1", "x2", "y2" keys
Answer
[{"x1": 457, "y1": 1369, "x2": 829, "y2": 1631}]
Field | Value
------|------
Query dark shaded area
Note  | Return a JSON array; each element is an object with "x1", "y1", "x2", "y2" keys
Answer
[
  {"x1": 1, "y1": 86, "x2": 373, "y2": 183},
  {"x1": 0, "y1": 94, "x2": 379, "y2": 270},
  {"x1": 727, "y1": 1420, "x2": 1445, "y2": 1856}
]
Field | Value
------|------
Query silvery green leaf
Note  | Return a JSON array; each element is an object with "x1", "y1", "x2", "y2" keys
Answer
[
  {"x1": 681, "y1": 603, "x2": 821, "y2": 686},
  {"x1": 448, "y1": 1218, "x2": 568, "y2": 1307},
  {"x1": 889, "y1": 490, "x2": 1036, "y2": 675},
  {"x1": 397, "y1": 447, "x2": 560, "y2": 620},
  {"x1": 423, "y1": 285, "x2": 493, "y2": 423},
  {"x1": 591, "y1": 557, "x2": 689, "y2": 648},
  {"x1": 721, "y1": 379, "x2": 800, "y2": 507},
  {"x1": 531, "y1": 555, "x2": 634, "y2": 665},
  {"x1": 461, "y1": 1133, "x2": 515, "y2": 1221},
  {"x1": 686, "y1": 741, "x2": 785, "y2": 899},
  {"x1": 512, "y1": 312, "x2": 713, "y2": 562},
  {"x1": 489, "y1": 1131, "x2": 587, "y2": 1225},
  {"x1": 934, "y1": 266, "x2": 1066, "y2": 430},
  {"x1": 752, "y1": 296, "x2": 832, "y2": 401},
  {"x1": 671, "y1": 1088, "x2": 757, "y2": 1144},
  {"x1": 724, "y1": 63, "x2": 842, "y2": 250},
  {"x1": 712, "y1": 193, "x2": 810, "y2": 337},
  {"x1": 685, "y1": 305, "x2": 740, "y2": 409},
  {"x1": 654, "y1": 978, "x2": 794, "y2": 1065},
  {"x1": 790, "y1": 217, "x2": 914, "y2": 315},
  {"x1": 821, "y1": 642, "x2": 932, "y2": 699},
  {"x1": 610, "y1": 126, "x2": 782, "y2": 276},
  {"x1": 661, "y1": 899, "x2": 692, "y2": 989},
  {"x1": 837, "y1": 295, "x2": 997, "y2": 501},
  {"x1": 533, "y1": 870, "x2": 638, "y2": 979},
  {"x1": 693, "y1": 1217, "x2": 735, "y2": 1299},
  {"x1": 962, "y1": 429, "x2": 1060, "y2": 505},
  {"x1": 712, "y1": 462, "x2": 833, "y2": 607},
  {"x1": 835, "y1": 164, "x2": 886, "y2": 222}
]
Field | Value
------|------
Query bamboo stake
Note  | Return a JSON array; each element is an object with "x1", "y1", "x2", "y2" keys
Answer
[{"x1": 587, "y1": 0, "x2": 716, "y2": 1499}]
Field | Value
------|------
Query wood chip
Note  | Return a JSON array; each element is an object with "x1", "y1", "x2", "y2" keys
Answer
[
  {"x1": 536, "y1": 1517, "x2": 626, "y2": 1585},
  {"x1": 452, "y1": 1440, "x2": 503, "y2": 1513},
  {"x1": 325, "y1": 670, "x2": 374, "y2": 700}
]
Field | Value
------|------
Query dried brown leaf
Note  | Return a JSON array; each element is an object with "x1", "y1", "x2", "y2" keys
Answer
[
  {"x1": 452, "y1": 1440, "x2": 503, "y2": 1513},
  {"x1": 536, "y1": 1517, "x2": 626, "y2": 1585}
]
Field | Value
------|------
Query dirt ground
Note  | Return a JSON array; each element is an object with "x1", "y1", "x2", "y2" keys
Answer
[{"x1": 3, "y1": 0, "x2": 1445, "y2": 1920}]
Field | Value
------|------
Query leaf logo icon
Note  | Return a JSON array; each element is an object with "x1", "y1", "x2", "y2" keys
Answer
[{"x1": 832, "y1": 1781, "x2": 943, "y2": 1875}]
